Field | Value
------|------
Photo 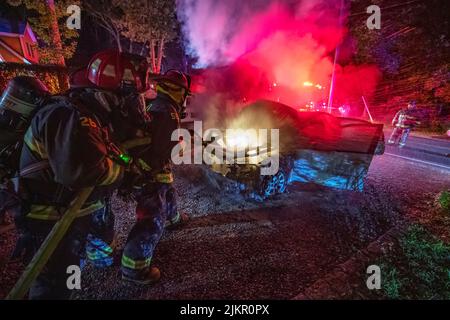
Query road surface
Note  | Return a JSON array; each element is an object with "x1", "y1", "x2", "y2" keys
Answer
[{"x1": 384, "y1": 131, "x2": 450, "y2": 171}]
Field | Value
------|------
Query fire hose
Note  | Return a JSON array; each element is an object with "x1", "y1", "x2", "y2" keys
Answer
[{"x1": 6, "y1": 187, "x2": 94, "y2": 300}]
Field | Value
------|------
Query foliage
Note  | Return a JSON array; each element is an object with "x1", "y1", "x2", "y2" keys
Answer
[
  {"x1": 116, "y1": 0, "x2": 177, "y2": 73},
  {"x1": 378, "y1": 224, "x2": 450, "y2": 299},
  {"x1": 6, "y1": 0, "x2": 80, "y2": 64},
  {"x1": 85, "y1": 0, "x2": 178, "y2": 73},
  {"x1": 114, "y1": 0, "x2": 177, "y2": 45},
  {"x1": 0, "y1": 63, "x2": 67, "y2": 93},
  {"x1": 439, "y1": 191, "x2": 450, "y2": 212},
  {"x1": 380, "y1": 264, "x2": 402, "y2": 299},
  {"x1": 349, "y1": 0, "x2": 450, "y2": 116},
  {"x1": 83, "y1": 1, "x2": 123, "y2": 51}
]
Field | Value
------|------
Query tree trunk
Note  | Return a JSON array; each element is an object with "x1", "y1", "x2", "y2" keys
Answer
[
  {"x1": 115, "y1": 32, "x2": 122, "y2": 52},
  {"x1": 149, "y1": 39, "x2": 157, "y2": 73},
  {"x1": 46, "y1": 0, "x2": 68, "y2": 90},
  {"x1": 140, "y1": 42, "x2": 146, "y2": 56},
  {"x1": 156, "y1": 37, "x2": 165, "y2": 74},
  {"x1": 46, "y1": 0, "x2": 65, "y2": 66}
]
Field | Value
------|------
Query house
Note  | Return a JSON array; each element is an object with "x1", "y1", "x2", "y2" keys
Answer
[{"x1": 0, "y1": 18, "x2": 39, "y2": 64}]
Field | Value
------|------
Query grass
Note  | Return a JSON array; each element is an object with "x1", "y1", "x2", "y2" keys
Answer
[
  {"x1": 380, "y1": 264, "x2": 402, "y2": 299},
  {"x1": 378, "y1": 224, "x2": 450, "y2": 299},
  {"x1": 438, "y1": 191, "x2": 450, "y2": 212}
]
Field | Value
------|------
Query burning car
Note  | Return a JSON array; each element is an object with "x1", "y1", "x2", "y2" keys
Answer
[{"x1": 206, "y1": 100, "x2": 385, "y2": 200}]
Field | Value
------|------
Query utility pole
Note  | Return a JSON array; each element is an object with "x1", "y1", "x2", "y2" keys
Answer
[
  {"x1": 362, "y1": 96, "x2": 374, "y2": 123},
  {"x1": 327, "y1": 0, "x2": 346, "y2": 113}
]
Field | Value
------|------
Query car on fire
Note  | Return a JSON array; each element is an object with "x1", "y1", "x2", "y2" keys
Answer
[{"x1": 206, "y1": 100, "x2": 385, "y2": 200}]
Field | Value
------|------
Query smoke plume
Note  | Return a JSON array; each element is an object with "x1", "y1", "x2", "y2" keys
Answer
[{"x1": 176, "y1": 0, "x2": 380, "y2": 124}]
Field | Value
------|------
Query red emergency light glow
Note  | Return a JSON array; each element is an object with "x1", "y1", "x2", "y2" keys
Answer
[{"x1": 178, "y1": 0, "x2": 381, "y2": 122}]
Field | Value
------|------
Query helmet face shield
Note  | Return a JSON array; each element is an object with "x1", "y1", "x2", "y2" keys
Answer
[{"x1": 151, "y1": 70, "x2": 192, "y2": 94}]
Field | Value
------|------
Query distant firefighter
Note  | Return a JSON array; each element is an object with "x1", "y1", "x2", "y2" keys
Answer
[{"x1": 388, "y1": 101, "x2": 421, "y2": 147}]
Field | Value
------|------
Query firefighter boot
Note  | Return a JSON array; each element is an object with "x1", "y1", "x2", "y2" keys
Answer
[
  {"x1": 388, "y1": 128, "x2": 401, "y2": 145},
  {"x1": 165, "y1": 212, "x2": 190, "y2": 230},
  {"x1": 122, "y1": 266, "x2": 161, "y2": 285}
]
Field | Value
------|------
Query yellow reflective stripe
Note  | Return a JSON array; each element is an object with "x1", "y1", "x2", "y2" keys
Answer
[
  {"x1": 26, "y1": 201, "x2": 105, "y2": 221},
  {"x1": 26, "y1": 205, "x2": 60, "y2": 220},
  {"x1": 138, "y1": 159, "x2": 151, "y2": 172},
  {"x1": 87, "y1": 245, "x2": 113, "y2": 260},
  {"x1": 24, "y1": 128, "x2": 48, "y2": 159},
  {"x1": 155, "y1": 172, "x2": 174, "y2": 184},
  {"x1": 78, "y1": 201, "x2": 105, "y2": 216},
  {"x1": 121, "y1": 255, "x2": 151, "y2": 270},
  {"x1": 155, "y1": 84, "x2": 184, "y2": 107},
  {"x1": 171, "y1": 213, "x2": 181, "y2": 224},
  {"x1": 100, "y1": 161, "x2": 122, "y2": 186},
  {"x1": 164, "y1": 212, "x2": 180, "y2": 227},
  {"x1": 5, "y1": 95, "x2": 35, "y2": 115}
]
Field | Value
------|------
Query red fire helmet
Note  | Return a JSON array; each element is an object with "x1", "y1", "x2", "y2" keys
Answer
[
  {"x1": 69, "y1": 67, "x2": 91, "y2": 88},
  {"x1": 87, "y1": 49, "x2": 149, "y2": 92}
]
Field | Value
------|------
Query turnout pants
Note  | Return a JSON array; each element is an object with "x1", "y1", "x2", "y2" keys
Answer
[
  {"x1": 0, "y1": 182, "x2": 20, "y2": 223},
  {"x1": 388, "y1": 127, "x2": 411, "y2": 147},
  {"x1": 18, "y1": 205, "x2": 115, "y2": 300},
  {"x1": 121, "y1": 182, "x2": 180, "y2": 279}
]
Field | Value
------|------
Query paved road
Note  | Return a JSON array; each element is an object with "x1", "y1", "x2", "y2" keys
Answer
[{"x1": 384, "y1": 131, "x2": 450, "y2": 171}]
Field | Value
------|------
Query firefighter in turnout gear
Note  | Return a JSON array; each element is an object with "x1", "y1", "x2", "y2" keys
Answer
[
  {"x1": 388, "y1": 101, "x2": 421, "y2": 147},
  {"x1": 15, "y1": 50, "x2": 150, "y2": 299},
  {"x1": 121, "y1": 70, "x2": 191, "y2": 284},
  {"x1": 67, "y1": 67, "x2": 117, "y2": 270},
  {"x1": 0, "y1": 77, "x2": 50, "y2": 226}
]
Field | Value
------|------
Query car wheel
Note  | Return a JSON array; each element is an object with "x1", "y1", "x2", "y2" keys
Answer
[
  {"x1": 275, "y1": 170, "x2": 288, "y2": 194},
  {"x1": 260, "y1": 175, "x2": 277, "y2": 198}
]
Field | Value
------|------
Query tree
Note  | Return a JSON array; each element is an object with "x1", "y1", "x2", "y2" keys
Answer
[
  {"x1": 6, "y1": 0, "x2": 80, "y2": 65},
  {"x1": 84, "y1": 0, "x2": 124, "y2": 52},
  {"x1": 85, "y1": 0, "x2": 177, "y2": 74},
  {"x1": 117, "y1": 0, "x2": 177, "y2": 73},
  {"x1": 349, "y1": 0, "x2": 449, "y2": 117}
]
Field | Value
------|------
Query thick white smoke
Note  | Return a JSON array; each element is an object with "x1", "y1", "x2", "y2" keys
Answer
[{"x1": 176, "y1": 0, "x2": 336, "y2": 67}]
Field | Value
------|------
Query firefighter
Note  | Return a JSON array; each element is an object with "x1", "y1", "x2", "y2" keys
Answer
[
  {"x1": 67, "y1": 67, "x2": 116, "y2": 270},
  {"x1": 120, "y1": 70, "x2": 191, "y2": 284},
  {"x1": 16, "y1": 49, "x2": 149, "y2": 299},
  {"x1": 388, "y1": 100, "x2": 420, "y2": 147},
  {"x1": 0, "y1": 77, "x2": 50, "y2": 226}
]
